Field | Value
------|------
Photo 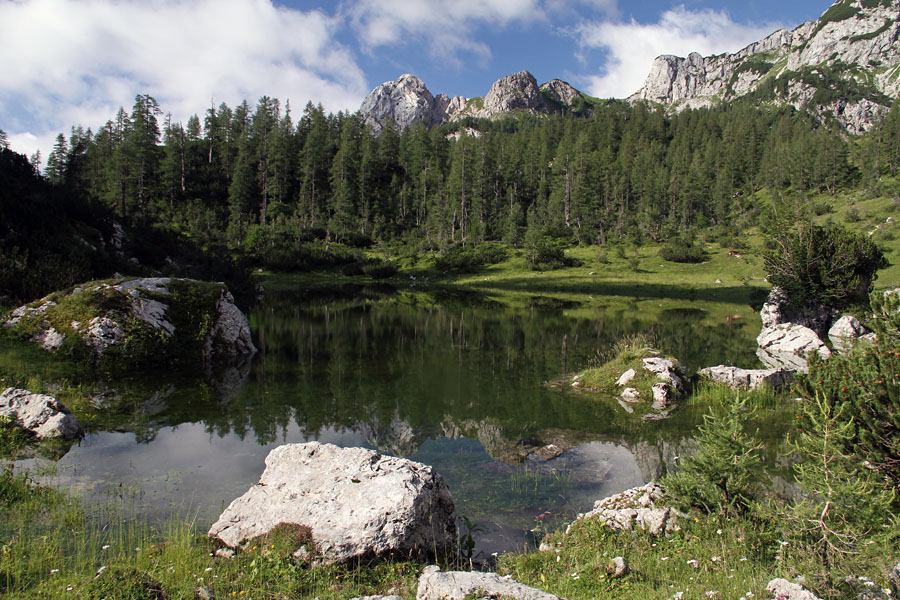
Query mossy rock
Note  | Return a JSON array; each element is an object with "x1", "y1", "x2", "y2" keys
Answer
[{"x1": 1, "y1": 277, "x2": 255, "y2": 369}]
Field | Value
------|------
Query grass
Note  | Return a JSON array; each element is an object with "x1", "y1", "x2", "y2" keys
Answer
[{"x1": 574, "y1": 333, "x2": 666, "y2": 396}]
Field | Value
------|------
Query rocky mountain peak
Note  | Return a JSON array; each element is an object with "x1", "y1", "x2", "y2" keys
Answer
[
  {"x1": 540, "y1": 79, "x2": 586, "y2": 107},
  {"x1": 359, "y1": 74, "x2": 446, "y2": 134},
  {"x1": 631, "y1": 0, "x2": 900, "y2": 132},
  {"x1": 477, "y1": 70, "x2": 547, "y2": 117}
]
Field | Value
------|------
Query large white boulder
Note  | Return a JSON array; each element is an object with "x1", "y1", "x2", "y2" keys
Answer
[
  {"x1": 208, "y1": 442, "x2": 457, "y2": 564},
  {"x1": 567, "y1": 482, "x2": 680, "y2": 536},
  {"x1": 757, "y1": 323, "x2": 831, "y2": 372},
  {"x1": 0, "y1": 387, "x2": 82, "y2": 440},
  {"x1": 828, "y1": 314, "x2": 871, "y2": 352}
]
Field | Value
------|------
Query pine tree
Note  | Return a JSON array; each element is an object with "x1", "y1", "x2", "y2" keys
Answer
[{"x1": 45, "y1": 133, "x2": 69, "y2": 185}]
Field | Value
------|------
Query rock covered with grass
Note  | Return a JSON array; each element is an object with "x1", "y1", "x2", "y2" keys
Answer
[
  {"x1": 698, "y1": 365, "x2": 794, "y2": 390},
  {"x1": 573, "y1": 335, "x2": 687, "y2": 417},
  {"x1": 567, "y1": 482, "x2": 681, "y2": 536},
  {"x1": 2, "y1": 277, "x2": 255, "y2": 368},
  {"x1": 0, "y1": 387, "x2": 82, "y2": 440},
  {"x1": 208, "y1": 442, "x2": 457, "y2": 565}
]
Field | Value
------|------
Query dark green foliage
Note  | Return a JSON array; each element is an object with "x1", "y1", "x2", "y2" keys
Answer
[
  {"x1": 524, "y1": 233, "x2": 581, "y2": 271},
  {"x1": 815, "y1": 1, "x2": 861, "y2": 33},
  {"x1": 774, "y1": 396, "x2": 897, "y2": 594},
  {"x1": 433, "y1": 243, "x2": 508, "y2": 273},
  {"x1": 79, "y1": 566, "x2": 165, "y2": 600},
  {"x1": 795, "y1": 295, "x2": 900, "y2": 487},
  {"x1": 662, "y1": 395, "x2": 763, "y2": 516},
  {"x1": 659, "y1": 236, "x2": 706, "y2": 263},
  {"x1": 763, "y1": 221, "x2": 888, "y2": 309},
  {"x1": 341, "y1": 259, "x2": 397, "y2": 279}
]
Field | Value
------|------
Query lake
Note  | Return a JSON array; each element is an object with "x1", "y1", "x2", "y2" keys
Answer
[{"x1": 13, "y1": 278, "x2": 782, "y2": 557}]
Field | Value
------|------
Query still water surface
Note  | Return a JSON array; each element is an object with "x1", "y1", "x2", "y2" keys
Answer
[{"x1": 22, "y1": 280, "x2": 771, "y2": 555}]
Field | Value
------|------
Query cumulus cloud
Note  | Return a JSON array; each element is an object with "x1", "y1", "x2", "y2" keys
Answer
[
  {"x1": 0, "y1": 0, "x2": 368, "y2": 159},
  {"x1": 576, "y1": 6, "x2": 780, "y2": 98},
  {"x1": 347, "y1": 0, "x2": 618, "y2": 67}
]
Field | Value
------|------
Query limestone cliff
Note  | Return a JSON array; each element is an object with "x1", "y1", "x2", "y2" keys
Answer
[
  {"x1": 360, "y1": 70, "x2": 590, "y2": 132},
  {"x1": 631, "y1": 0, "x2": 900, "y2": 132}
]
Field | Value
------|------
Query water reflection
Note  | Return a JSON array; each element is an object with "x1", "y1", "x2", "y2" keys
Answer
[{"x1": 18, "y1": 281, "x2": 775, "y2": 555}]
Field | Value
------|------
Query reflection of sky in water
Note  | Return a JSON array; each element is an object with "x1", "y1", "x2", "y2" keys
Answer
[{"x1": 23, "y1": 426, "x2": 650, "y2": 555}]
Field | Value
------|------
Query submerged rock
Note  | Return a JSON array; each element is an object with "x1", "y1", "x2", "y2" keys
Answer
[
  {"x1": 208, "y1": 442, "x2": 457, "y2": 564},
  {"x1": 698, "y1": 365, "x2": 794, "y2": 390},
  {"x1": 0, "y1": 387, "x2": 82, "y2": 440},
  {"x1": 3, "y1": 277, "x2": 255, "y2": 367},
  {"x1": 416, "y1": 569, "x2": 561, "y2": 600}
]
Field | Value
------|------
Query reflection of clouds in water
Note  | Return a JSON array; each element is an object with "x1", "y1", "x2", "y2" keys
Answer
[
  {"x1": 32, "y1": 423, "x2": 371, "y2": 525},
  {"x1": 543, "y1": 441, "x2": 645, "y2": 504}
]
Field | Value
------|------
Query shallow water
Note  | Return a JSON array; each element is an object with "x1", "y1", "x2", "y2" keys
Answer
[{"x1": 15, "y1": 280, "x2": 779, "y2": 557}]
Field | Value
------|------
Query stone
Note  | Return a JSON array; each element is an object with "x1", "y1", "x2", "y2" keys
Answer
[
  {"x1": 359, "y1": 74, "x2": 448, "y2": 135},
  {"x1": 630, "y1": 0, "x2": 900, "y2": 132},
  {"x1": 621, "y1": 387, "x2": 641, "y2": 402},
  {"x1": 416, "y1": 571, "x2": 561, "y2": 600},
  {"x1": 641, "y1": 357, "x2": 687, "y2": 399},
  {"x1": 0, "y1": 387, "x2": 83, "y2": 440},
  {"x1": 698, "y1": 365, "x2": 795, "y2": 390},
  {"x1": 607, "y1": 556, "x2": 630, "y2": 578},
  {"x1": 4, "y1": 278, "x2": 255, "y2": 367},
  {"x1": 759, "y1": 287, "x2": 839, "y2": 338},
  {"x1": 540, "y1": 79, "x2": 585, "y2": 107},
  {"x1": 567, "y1": 483, "x2": 679, "y2": 536},
  {"x1": 757, "y1": 323, "x2": 831, "y2": 372},
  {"x1": 208, "y1": 442, "x2": 457, "y2": 564},
  {"x1": 651, "y1": 382, "x2": 673, "y2": 411},
  {"x1": 828, "y1": 314, "x2": 871, "y2": 352},
  {"x1": 615, "y1": 368, "x2": 636, "y2": 386},
  {"x1": 472, "y1": 70, "x2": 547, "y2": 118},
  {"x1": 766, "y1": 578, "x2": 821, "y2": 600}
]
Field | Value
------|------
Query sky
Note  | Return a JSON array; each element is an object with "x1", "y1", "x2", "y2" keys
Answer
[{"x1": 0, "y1": 0, "x2": 834, "y2": 162}]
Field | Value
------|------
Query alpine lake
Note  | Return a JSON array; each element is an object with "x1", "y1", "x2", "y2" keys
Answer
[{"x1": 4, "y1": 275, "x2": 794, "y2": 558}]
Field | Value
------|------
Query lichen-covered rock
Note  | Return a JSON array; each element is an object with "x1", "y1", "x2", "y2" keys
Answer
[
  {"x1": 0, "y1": 387, "x2": 82, "y2": 440},
  {"x1": 698, "y1": 365, "x2": 795, "y2": 390},
  {"x1": 208, "y1": 442, "x2": 457, "y2": 565},
  {"x1": 416, "y1": 569, "x2": 561, "y2": 600},
  {"x1": 567, "y1": 482, "x2": 680, "y2": 536},
  {"x1": 3, "y1": 277, "x2": 255, "y2": 367},
  {"x1": 757, "y1": 323, "x2": 831, "y2": 372}
]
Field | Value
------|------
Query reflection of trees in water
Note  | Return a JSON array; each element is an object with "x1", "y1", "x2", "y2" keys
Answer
[{"x1": 89, "y1": 288, "x2": 766, "y2": 459}]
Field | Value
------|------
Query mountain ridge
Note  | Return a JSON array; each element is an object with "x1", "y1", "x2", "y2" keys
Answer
[{"x1": 360, "y1": 0, "x2": 900, "y2": 134}]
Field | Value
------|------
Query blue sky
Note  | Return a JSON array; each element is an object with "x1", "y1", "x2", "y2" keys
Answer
[{"x1": 0, "y1": 0, "x2": 832, "y2": 160}]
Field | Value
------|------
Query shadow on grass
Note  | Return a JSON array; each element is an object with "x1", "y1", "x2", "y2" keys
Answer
[{"x1": 454, "y1": 276, "x2": 769, "y2": 306}]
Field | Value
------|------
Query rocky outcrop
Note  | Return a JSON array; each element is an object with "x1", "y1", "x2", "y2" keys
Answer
[
  {"x1": 360, "y1": 71, "x2": 591, "y2": 133},
  {"x1": 567, "y1": 482, "x2": 680, "y2": 536},
  {"x1": 631, "y1": 0, "x2": 900, "y2": 131},
  {"x1": 760, "y1": 287, "x2": 840, "y2": 339},
  {"x1": 541, "y1": 79, "x2": 586, "y2": 108},
  {"x1": 828, "y1": 314, "x2": 872, "y2": 351},
  {"x1": 0, "y1": 387, "x2": 82, "y2": 440},
  {"x1": 698, "y1": 365, "x2": 795, "y2": 390},
  {"x1": 208, "y1": 442, "x2": 456, "y2": 564},
  {"x1": 3, "y1": 278, "x2": 255, "y2": 367},
  {"x1": 416, "y1": 568, "x2": 561, "y2": 600},
  {"x1": 766, "y1": 578, "x2": 822, "y2": 600},
  {"x1": 757, "y1": 323, "x2": 832, "y2": 372}
]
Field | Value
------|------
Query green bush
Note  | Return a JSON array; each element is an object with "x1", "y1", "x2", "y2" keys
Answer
[
  {"x1": 659, "y1": 237, "x2": 706, "y2": 263},
  {"x1": 433, "y1": 243, "x2": 508, "y2": 273},
  {"x1": 763, "y1": 222, "x2": 888, "y2": 309},
  {"x1": 524, "y1": 234, "x2": 581, "y2": 271}
]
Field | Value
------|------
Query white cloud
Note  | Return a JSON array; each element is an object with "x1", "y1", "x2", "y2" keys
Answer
[
  {"x1": 0, "y1": 0, "x2": 368, "y2": 159},
  {"x1": 575, "y1": 6, "x2": 780, "y2": 98},
  {"x1": 347, "y1": 0, "x2": 618, "y2": 68}
]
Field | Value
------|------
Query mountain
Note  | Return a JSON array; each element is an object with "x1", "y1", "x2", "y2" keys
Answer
[
  {"x1": 359, "y1": 70, "x2": 591, "y2": 133},
  {"x1": 631, "y1": 0, "x2": 900, "y2": 132}
]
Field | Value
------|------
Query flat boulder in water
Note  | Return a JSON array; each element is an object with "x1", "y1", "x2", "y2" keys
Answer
[{"x1": 208, "y1": 442, "x2": 457, "y2": 564}]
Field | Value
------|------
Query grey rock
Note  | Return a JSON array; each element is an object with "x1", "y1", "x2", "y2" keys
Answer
[
  {"x1": 0, "y1": 387, "x2": 83, "y2": 440},
  {"x1": 416, "y1": 571, "x2": 561, "y2": 600},
  {"x1": 568, "y1": 482, "x2": 679, "y2": 536},
  {"x1": 641, "y1": 356, "x2": 687, "y2": 398},
  {"x1": 607, "y1": 556, "x2": 630, "y2": 578},
  {"x1": 760, "y1": 287, "x2": 839, "y2": 338},
  {"x1": 615, "y1": 368, "x2": 636, "y2": 386},
  {"x1": 651, "y1": 382, "x2": 673, "y2": 411},
  {"x1": 469, "y1": 71, "x2": 548, "y2": 119},
  {"x1": 204, "y1": 289, "x2": 256, "y2": 362},
  {"x1": 540, "y1": 79, "x2": 585, "y2": 107},
  {"x1": 359, "y1": 74, "x2": 449, "y2": 135},
  {"x1": 208, "y1": 442, "x2": 457, "y2": 564},
  {"x1": 757, "y1": 323, "x2": 831, "y2": 372},
  {"x1": 621, "y1": 387, "x2": 641, "y2": 402},
  {"x1": 829, "y1": 314, "x2": 871, "y2": 352},
  {"x1": 766, "y1": 578, "x2": 822, "y2": 600},
  {"x1": 698, "y1": 365, "x2": 795, "y2": 390}
]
